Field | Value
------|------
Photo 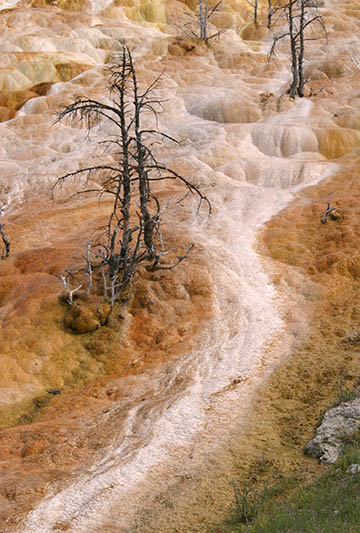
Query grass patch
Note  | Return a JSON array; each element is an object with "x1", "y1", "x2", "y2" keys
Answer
[
  {"x1": 334, "y1": 380, "x2": 358, "y2": 405},
  {"x1": 216, "y1": 436, "x2": 360, "y2": 532}
]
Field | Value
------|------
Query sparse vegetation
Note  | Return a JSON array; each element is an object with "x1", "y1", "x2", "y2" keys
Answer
[
  {"x1": 217, "y1": 433, "x2": 360, "y2": 532},
  {"x1": 224, "y1": 481, "x2": 269, "y2": 528},
  {"x1": 335, "y1": 380, "x2": 358, "y2": 405}
]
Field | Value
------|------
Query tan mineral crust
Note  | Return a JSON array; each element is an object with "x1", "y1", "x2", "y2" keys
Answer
[{"x1": 0, "y1": 0, "x2": 360, "y2": 531}]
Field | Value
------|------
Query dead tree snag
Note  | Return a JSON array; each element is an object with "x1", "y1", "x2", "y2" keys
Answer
[
  {"x1": 182, "y1": 0, "x2": 225, "y2": 42},
  {"x1": 269, "y1": 0, "x2": 326, "y2": 98},
  {"x1": 0, "y1": 208, "x2": 10, "y2": 259},
  {"x1": 54, "y1": 47, "x2": 210, "y2": 312}
]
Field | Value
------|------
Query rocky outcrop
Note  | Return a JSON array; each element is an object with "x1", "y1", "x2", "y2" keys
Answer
[{"x1": 304, "y1": 395, "x2": 360, "y2": 463}]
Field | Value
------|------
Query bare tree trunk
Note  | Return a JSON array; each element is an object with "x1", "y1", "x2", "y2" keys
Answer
[
  {"x1": 0, "y1": 208, "x2": 10, "y2": 259},
  {"x1": 129, "y1": 53, "x2": 155, "y2": 259},
  {"x1": 245, "y1": 0, "x2": 258, "y2": 24},
  {"x1": 267, "y1": 0, "x2": 272, "y2": 28},
  {"x1": 288, "y1": 0, "x2": 298, "y2": 99},
  {"x1": 118, "y1": 58, "x2": 131, "y2": 264},
  {"x1": 181, "y1": 0, "x2": 224, "y2": 42},
  {"x1": 204, "y1": 0, "x2": 209, "y2": 40},
  {"x1": 85, "y1": 242, "x2": 93, "y2": 298},
  {"x1": 199, "y1": 0, "x2": 207, "y2": 41},
  {"x1": 269, "y1": 0, "x2": 326, "y2": 99},
  {"x1": 60, "y1": 276, "x2": 82, "y2": 305},
  {"x1": 267, "y1": 0, "x2": 281, "y2": 29},
  {"x1": 297, "y1": 0, "x2": 306, "y2": 97},
  {"x1": 254, "y1": 0, "x2": 258, "y2": 24}
]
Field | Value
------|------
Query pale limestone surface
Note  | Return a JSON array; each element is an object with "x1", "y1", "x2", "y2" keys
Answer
[
  {"x1": 305, "y1": 396, "x2": 360, "y2": 463},
  {"x1": 0, "y1": 0, "x2": 359, "y2": 531}
]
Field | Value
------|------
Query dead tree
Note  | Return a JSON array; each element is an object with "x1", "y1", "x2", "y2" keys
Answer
[
  {"x1": 245, "y1": 0, "x2": 258, "y2": 24},
  {"x1": 269, "y1": 0, "x2": 326, "y2": 98},
  {"x1": 321, "y1": 202, "x2": 338, "y2": 224},
  {"x1": 0, "y1": 208, "x2": 10, "y2": 259},
  {"x1": 267, "y1": 0, "x2": 273, "y2": 28},
  {"x1": 267, "y1": 0, "x2": 282, "y2": 29},
  {"x1": 245, "y1": 0, "x2": 281, "y2": 29},
  {"x1": 182, "y1": 0, "x2": 225, "y2": 42},
  {"x1": 54, "y1": 47, "x2": 210, "y2": 310},
  {"x1": 60, "y1": 275, "x2": 82, "y2": 305}
]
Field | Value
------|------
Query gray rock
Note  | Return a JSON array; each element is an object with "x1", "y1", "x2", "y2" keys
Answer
[
  {"x1": 304, "y1": 397, "x2": 360, "y2": 463},
  {"x1": 347, "y1": 464, "x2": 360, "y2": 475}
]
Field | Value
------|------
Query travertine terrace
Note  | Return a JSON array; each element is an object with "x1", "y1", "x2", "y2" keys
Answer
[{"x1": 1, "y1": 0, "x2": 360, "y2": 531}]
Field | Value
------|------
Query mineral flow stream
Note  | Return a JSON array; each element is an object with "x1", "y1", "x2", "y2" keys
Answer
[{"x1": 0, "y1": 0, "x2": 357, "y2": 531}]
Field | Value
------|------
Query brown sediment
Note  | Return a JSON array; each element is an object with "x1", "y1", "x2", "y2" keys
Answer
[
  {"x1": 0, "y1": 192, "x2": 214, "y2": 531},
  {"x1": 30, "y1": 0, "x2": 87, "y2": 10},
  {"x1": 130, "y1": 162, "x2": 360, "y2": 532},
  {"x1": 0, "y1": 52, "x2": 93, "y2": 122},
  {"x1": 0, "y1": 83, "x2": 53, "y2": 114},
  {"x1": 0, "y1": 195, "x2": 213, "y2": 414},
  {"x1": 255, "y1": 161, "x2": 360, "y2": 453}
]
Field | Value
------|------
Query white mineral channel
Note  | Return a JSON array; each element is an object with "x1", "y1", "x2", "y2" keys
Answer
[
  {"x1": 0, "y1": 1, "x2": 353, "y2": 531},
  {"x1": 90, "y1": 0, "x2": 115, "y2": 14},
  {"x1": 0, "y1": 0, "x2": 21, "y2": 11},
  {"x1": 17, "y1": 110, "x2": 337, "y2": 532}
]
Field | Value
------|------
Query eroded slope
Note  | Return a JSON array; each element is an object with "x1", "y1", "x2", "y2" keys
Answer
[{"x1": 0, "y1": 0, "x2": 360, "y2": 531}]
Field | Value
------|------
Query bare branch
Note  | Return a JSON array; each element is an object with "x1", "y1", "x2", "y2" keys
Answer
[
  {"x1": 268, "y1": 0, "x2": 326, "y2": 98},
  {"x1": 60, "y1": 276, "x2": 82, "y2": 305},
  {"x1": 85, "y1": 242, "x2": 93, "y2": 298},
  {"x1": 0, "y1": 208, "x2": 10, "y2": 259},
  {"x1": 321, "y1": 202, "x2": 337, "y2": 224},
  {"x1": 178, "y1": 0, "x2": 226, "y2": 42},
  {"x1": 55, "y1": 46, "x2": 211, "y2": 315},
  {"x1": 153, "y1": 243, "x2": 195, "y2": 270}
]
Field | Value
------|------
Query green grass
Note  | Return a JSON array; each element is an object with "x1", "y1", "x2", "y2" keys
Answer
[
  {"x1": 335, "y1": 379, "x2": 358, "y2": 405},
  {"x1": 250, "y1": 472, "x2": 360, "y2": 532},
  {"x1": 216, "y1": 435, "x2": 360, "y2": 532}
]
